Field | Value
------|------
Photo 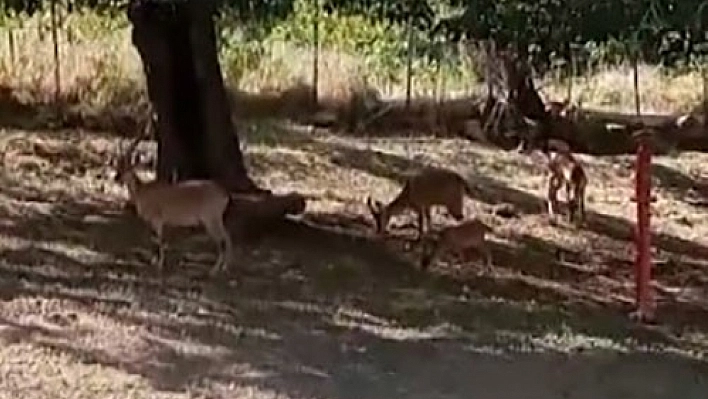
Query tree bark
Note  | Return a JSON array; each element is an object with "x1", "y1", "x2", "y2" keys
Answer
[
  {"x1": 500, "y1": 50, "x2": 555, "y2": 151},
  {"x1": 127, "y1": 0, "x2": 257, "y2": 192},
  {"x1": 127, "y1": 0, "x2": 306, "y2": 225}
]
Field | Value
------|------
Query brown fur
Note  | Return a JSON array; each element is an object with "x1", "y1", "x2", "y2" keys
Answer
[
  {"x1": 546, "y1": 150, "x2": 587, "y2": 223},
  {"x1": 546, "y1": 138, "x2": 572, "y2": 154},
  {"x1": 113, "y1": 138, "x2": 234, "y2": 275},
  {"x1": 420, "y1": 219, "x2": 493, "y2": 270},
  {"x1": 545, "y1": 99, "x2": 573, "y2": 118},
  {"x1": 366, "y1": 168, "x2": 475, "y2": 240}
]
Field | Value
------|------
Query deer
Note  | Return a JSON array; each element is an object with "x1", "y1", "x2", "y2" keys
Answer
[
  {"x1": 420, "y1": 219, "x2": 493, "y2": 270},
  {"x1": 519, "y1": 98, "x2": 582, "y2": 154},
  {"x1": 366, "y1": 168, "x2": 476, "y2": 241},
  {"x1": 112, "y1": 135, "x2": 235, "y2": 275},
  {"x1": 544, "y1": 147, "x2": 588, "y2": 224},
  {"x1": 545, "y1": 98, "x2": 578, "y2": 119}
]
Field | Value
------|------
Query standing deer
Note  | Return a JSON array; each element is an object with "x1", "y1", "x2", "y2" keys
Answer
[
  {"x1": 544, "y1": 148, "x2": 587, "y2": 223},
  {"x1": 366, "y1": 168, "x2": 477, "y2": 241},
  {"x1": 113, "y1": 136, "x2": 235, "y2": 275}
]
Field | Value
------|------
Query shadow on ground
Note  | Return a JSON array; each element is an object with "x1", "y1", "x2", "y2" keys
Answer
[
  {"x1": 1, "y1": 199, "x2": 707, "y2": 398},
  {"x1": 652, "y1": 162, "x2": 699, "y2": 200},
  {"x1": 1, "y1": 129, "x2": 707, "y2": 398},
  {"x1": 250, "y1": 122, "x2": 708, "y2": 260}
]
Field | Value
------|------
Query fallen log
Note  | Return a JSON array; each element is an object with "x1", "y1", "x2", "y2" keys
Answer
[
  {"x1": 577, "y1": 108, "x2": 679, "y2": 128},
  {"x1": 571, "y1": 108, "x2": 708, "y2": 154}
]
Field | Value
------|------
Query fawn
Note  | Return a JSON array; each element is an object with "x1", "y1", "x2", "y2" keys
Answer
[
  {"x1": 545, "y1": 148, "x2": 587, "y2": 223},
  {"x1": 420, "y1": 219, "x2": 493, "y2": 270}
]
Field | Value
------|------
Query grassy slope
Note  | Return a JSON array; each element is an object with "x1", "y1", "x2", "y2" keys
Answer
[{"x1": 0, "y1": 124, "x2": 707, "y2": 399}]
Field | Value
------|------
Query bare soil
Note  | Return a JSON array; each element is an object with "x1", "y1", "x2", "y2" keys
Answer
[{"x1": 0, "y1": 123, "x2": 707, "y2": 399}]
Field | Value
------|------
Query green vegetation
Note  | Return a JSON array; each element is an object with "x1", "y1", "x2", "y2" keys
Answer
[
  {"x1": 0, "y1": 0, "x2": 706, "y2": 115},
  {"x1": 0, "y1": 3, "x2": 707, "y2": 396}
]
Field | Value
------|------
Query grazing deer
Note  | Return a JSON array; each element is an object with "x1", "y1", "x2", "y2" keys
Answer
[
  {"x1": 545, "y1": 149, "x2": 587, "y2": 223},
  {"x1": 420, "y1": 219, "x2": 493, "y2": 270},
  {"x1": 366, "y1": 168, "x2": 476, "y2": 241},
  {"x1": 113, "y1": 136, "x2": 234, "y2": 275}
]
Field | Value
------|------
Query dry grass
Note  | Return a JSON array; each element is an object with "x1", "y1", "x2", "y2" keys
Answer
[
  {"x1": 1, "y1": 124, "x2": 708, "y2": 398},
  {"x1": 0, "y1": 18, "x2": 143, "y2": 108},
  {"x1": 0, "y1": 15, "x2": 704, "y2": 124},
  {"x1": 542, "y1": 64, "x2": 706, "y2": 114}
]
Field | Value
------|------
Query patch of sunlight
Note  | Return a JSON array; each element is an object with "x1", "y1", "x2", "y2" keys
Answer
[
  {"x1": 240, "y1": 327, "x2": 282, "y2": 341},
  {"x1": 34, "y1": 240, "x2": 114, "y2": 264},
  {"x1": 0, "y1": 343, "x2": 184, "y2": 399},
  {"x1": 0, "y1": 234, "x2": 113, "y2": 265},
  {"x1": 192, "y1": 308, "x2": 277, "y2": 339},
  {"x1": 166, "y1": 312, "x2": 281, "y2": 343},
  {"x1": 13, "y1": 277, "x2": 139, "y2": 307},
  {"x1": 331, "y1": 312, "x2": 461, "y2": 341},
  {"x1": 0, "y1": 233, "x2": 28, "y2": 250},
  {"x1": 149, "y1": 335, "x2": 234, "y2": 357},
  {"x1": 271, "y1": 300, "x2": 332, "y2": 316},
  {"x1": 247, "y1": 146, "x2": 313, "y2": 157},
  {"x1": 529, "y1": 331, "x2": 627, "y2": 353},
  {"x1": 114, "y1": 308, "x2": 281, "y2": 347},
  {"x1": 487, "y1": 329, "x2": 706, "y2": 360},
  {"x1": 3, "y1": 263, "x2": 77, "y2": 283},
  {"x1": 680, "y1": 330, "x2": 708, "y2": 348},
  {"x1": 191, "y1": 380, "x2": 292, "y2": 399},
  {"x1": 333, "y1": 305, "x2": 393, "y2": 327}
]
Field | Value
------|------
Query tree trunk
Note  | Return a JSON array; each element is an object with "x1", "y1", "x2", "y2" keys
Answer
[
  {"x1": 128, "y1": 0, "x2": 255, "y2": 191},
  {"x1": 501, "y1": 50, "x2": 554, "y2": 151},
  {"x1": 127, "y1": 0, "x2": 305, "y2": 223}
]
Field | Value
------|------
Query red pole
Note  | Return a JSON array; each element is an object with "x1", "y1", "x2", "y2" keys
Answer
[{"x1": 631, "y1": 129, "x2": 655, "y2": 322}]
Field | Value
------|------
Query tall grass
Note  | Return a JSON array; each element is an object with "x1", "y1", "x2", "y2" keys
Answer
[
  {"x1": 0, "y1": 11, "x2": 141, "y2": 107},
  {"x1": 0, "y1": 2, "x2": 703, "y2": 120}
]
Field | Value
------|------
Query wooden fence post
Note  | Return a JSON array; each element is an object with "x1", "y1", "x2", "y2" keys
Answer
[
  {"x1": 50, "y1": 0, "x2": 62, "y2": 103},
  {"x1": 405, "y1": 15, "x2": 413, "y2": 109},
  {"x1": 312, "y1": 0, "x2": 319, "y2": 108}
]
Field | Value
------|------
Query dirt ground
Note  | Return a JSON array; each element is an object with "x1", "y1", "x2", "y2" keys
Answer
[{"x1": 0, "y1": 123, "x2": 707, "y2": 399}]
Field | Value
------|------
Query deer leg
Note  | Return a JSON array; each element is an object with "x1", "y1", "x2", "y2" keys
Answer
[
  {"x1": 581, "y1": 193, "x2": 586, "y2": 220},
  {"x1": 577, "y1": 186, "x2": 586, "y2": 222},
  {"x1": 420, "y1": 239, "x2": 438, "y2": 271},
  {"x1": 423, "y1": 207, "x2": 433, "y2": 233},
  {"x1": 566, "y1": 180, "x2": 575, "y2": 222},
  {"x1": 204, "y1": 218, "x2": 233, "y2": 275},
  {"x1": 482, "y1": 245, "x2": 493, "y2": 270},
  {"x1": 547, "y1": 179, "x2": 558, "y2": 217},
  {"x1": 458, "y1": 247, "x2": 470, "y2": 263},
  {"x1": 448, "y1": 197, "x2": 465, "y2": 221},
  {"x1": 152, "y1": 224, "x2": 166, "y2": 273},
  {"x1": 416, "y1": 207, "x2": 429, "y2": 242},
  {"x1": 547, "y1": 174, "x2": 565, "y2": 219}
]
